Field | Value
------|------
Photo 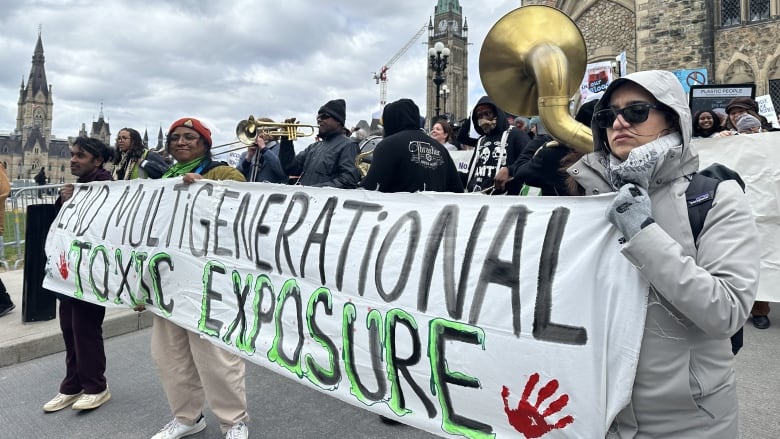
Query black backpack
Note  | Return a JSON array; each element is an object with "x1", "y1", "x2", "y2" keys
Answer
[{"x1": 685, "y1": 163, "x2": 746, "y2": 355}]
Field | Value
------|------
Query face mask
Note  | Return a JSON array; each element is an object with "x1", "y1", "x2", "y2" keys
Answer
[{"x1": 478, "y1": 117, "x2": 497, "y2": 132}]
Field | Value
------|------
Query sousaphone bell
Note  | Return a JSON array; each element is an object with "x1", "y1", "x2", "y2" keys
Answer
[{"x1": 479, "y1": 5, "x2": 593, "y2": 153}]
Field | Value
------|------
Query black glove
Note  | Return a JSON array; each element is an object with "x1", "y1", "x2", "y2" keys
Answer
[{"x1": 606, "y1": 184, "x2": 654, "y2": 241}]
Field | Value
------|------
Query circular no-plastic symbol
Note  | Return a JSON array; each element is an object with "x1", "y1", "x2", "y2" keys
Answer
[{"x1": 687, "y1": 71, "x2": 706, "y2": 87}]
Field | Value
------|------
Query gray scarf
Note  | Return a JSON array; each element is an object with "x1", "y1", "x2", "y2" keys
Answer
[{"x1": 607, "y1": 133, "x2": 682, "y2": 189}]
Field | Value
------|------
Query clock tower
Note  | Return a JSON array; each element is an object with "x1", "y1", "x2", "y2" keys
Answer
[
  {"x1": 16, "y1": 30, "x2": 54, "y2": 148},
  {"x1": 426, "y1": 0, "x2": 468, "y2": 127}
]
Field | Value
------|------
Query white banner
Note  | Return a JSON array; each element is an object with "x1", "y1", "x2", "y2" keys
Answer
[
  {"x1": 43, "y1": 180, "x2": 647, "y2": 438},
  {"x1": 694, "y1": 132, "x2": 780, "y2": 302}
]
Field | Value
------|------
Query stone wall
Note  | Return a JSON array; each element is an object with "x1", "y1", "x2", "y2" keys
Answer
[
  {"x1": 516, "y1": 0, "x2": 780, "y2": 101},
  {"x1": 635, "y1": 0, "x2": 713, "y2": 73},
  {"x1": 715, "y1": 22, "x2": 780, "y2": 95}
]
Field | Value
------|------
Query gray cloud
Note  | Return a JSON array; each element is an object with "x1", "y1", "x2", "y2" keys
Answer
[{"x1": 1, "y1": 0, "x2": 520, "y2": 148}]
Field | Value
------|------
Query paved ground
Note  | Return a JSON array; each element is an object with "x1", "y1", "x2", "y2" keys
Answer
[
  {"x1": 0, "y1": 268, "x2": 778, "y2": 438},
  {"x1": 0, "y1": 268, "x2": 152, "y2": 368}
]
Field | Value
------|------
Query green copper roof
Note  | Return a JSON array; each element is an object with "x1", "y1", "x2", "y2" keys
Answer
[{"x1": 435, "y1": 0, "x2": 462, "y2": 15}]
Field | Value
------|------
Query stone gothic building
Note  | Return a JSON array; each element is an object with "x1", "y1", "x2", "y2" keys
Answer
[
  {"x1": 520, "y1": 0, "x2": 780, "y2": 107},
  {"x1": 1, "y1": 32, "x2": 164, "y2": 184}
]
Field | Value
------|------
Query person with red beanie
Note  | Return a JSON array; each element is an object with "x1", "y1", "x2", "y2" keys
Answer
[{"x1": 148, "y1": 117, "x2": 250, "y2": 439}]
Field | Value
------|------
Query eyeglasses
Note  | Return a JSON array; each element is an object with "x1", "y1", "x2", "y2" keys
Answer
[
  {"x1": 169, "y1": 134, "x2": 200, "y2": 143},
  {"x1": 317, "y1": 113, "x2": 332, "y2": 121},
  {"x1": 594, "y1": 103, "x2": 662, "y2": 129}
]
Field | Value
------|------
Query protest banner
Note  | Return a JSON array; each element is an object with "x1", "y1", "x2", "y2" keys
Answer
[
  {"x1": 693, "y1": 132, "x2": 780, "y2": 302},
  {"x1": 43, "y1": 180, "x2": 647, "y2": 438}
]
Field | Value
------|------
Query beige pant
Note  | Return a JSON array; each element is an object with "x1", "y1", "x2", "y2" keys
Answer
[{"x1": 151, "y1": 315, "x2": 248, "y2": 433}]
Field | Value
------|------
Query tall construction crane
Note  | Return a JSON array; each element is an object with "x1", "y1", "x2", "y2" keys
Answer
[{"x1": 373, "y1": 23, "x2": 428, "y2": 110}]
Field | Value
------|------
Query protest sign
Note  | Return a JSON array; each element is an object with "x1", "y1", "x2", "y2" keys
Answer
[
  {"x1": 579, "y1": 61, "x2": 615, "y2": 104},
  {"x1": 43, "y1": 180, "x2": 647, "y2": 438},
  {"x1": 689, "y1": 84, "x2": 755, "y2": 115},
  {"x1": 755, "y1": 94, "x2": 779, "y2": 128}
]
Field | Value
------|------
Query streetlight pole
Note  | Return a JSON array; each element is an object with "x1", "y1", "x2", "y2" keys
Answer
[
  {"x1": 440, "y1": 84, "x2": 450, "y2": 117},
  {"x1": 429, "y1": 41, "x2": 450, "y2": 118}
]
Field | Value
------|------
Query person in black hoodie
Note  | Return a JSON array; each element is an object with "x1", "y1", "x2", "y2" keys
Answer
[
  {"x1": 512, "y1": 100, "x2": 597, "y2": 196},
  {"x1": 462, "y1": 96, "x2": 530, "y2": 194},
  {"x1": 361, "y1": 98, "x2": 462, "y2": 193}
]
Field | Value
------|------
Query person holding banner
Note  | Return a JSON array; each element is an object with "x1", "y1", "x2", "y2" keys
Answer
[
  {"x1": 43, "y1": 137, "x2": 114, "y2": 413},
  {"x1": 149, "y1": 117, "x2": 250, "y2": 439},
  {"x1": 724, "y1": 96, "x2": 771, "y2": 132},
  {"x1": 567, "y1": 70, "x2": 760, "y2": 438}
]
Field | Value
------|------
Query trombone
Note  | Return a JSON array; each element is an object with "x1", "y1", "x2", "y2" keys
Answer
[{"x1": 235, "y1": 115, "x2": 316, "y2": 145}]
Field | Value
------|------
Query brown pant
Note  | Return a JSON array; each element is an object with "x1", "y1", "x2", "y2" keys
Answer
[
  {"x1": 751, "y1": 301, "x2": 770, "y2": 317},
  {"x1": 150, "y1": 315, "x2": 248, "y2": 433},
  {"x1": 59, "y1": 297, "x2": 106, "y2": 394}
]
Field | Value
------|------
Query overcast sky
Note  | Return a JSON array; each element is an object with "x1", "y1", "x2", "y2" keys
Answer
[{"x1": 0, "y1": 0, "x2": 520, "y2": 151}]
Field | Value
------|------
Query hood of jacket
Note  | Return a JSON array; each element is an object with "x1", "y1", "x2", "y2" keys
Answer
[
  {"x1": 590, "y1": 70, "x2": 698, "y2": 184},
  {"x1": 471, "y1": 95, "x2": 510, "y2": 136},
  {"x1": 382, "y1": 98, "x2": 422, "y2": 137}
]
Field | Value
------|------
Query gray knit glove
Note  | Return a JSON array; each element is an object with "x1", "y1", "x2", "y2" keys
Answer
[{"x1": 606, "y1": 184, "x2": 653, "y2": 241}]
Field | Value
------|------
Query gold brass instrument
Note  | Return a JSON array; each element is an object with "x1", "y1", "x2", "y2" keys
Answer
[
  {"x1": 355, "y1": 135, "x2": 382, "y2": 178},
  {"x1": 479, "y1": 5, "x2": 593, "y2": 153},
  {"x1": 235, "y1": 115, "x2": 316, "y2": 145}
]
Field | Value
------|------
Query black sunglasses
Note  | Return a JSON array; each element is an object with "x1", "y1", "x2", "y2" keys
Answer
[{"x1": 594, "y1": 102, "x2": 662, "y2": 128}]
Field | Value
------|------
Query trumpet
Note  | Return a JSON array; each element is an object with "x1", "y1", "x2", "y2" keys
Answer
[{"x1": 235, "y1": 115, "x2": 316, "y2": 145}]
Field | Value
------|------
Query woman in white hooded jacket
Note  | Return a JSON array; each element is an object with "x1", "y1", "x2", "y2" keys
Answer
[{"x1": 567, "y1": 70, "x2": 760, "y2": 438}]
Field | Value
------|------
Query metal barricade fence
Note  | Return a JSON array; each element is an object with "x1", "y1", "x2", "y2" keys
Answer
[{"x1": 4, "y1": 183, "x2": 65, "y2": 270}]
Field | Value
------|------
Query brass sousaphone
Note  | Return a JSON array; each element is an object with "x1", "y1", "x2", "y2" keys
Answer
[{"x1": 480, "y1": 5, "x2": 593, "y2": 153}]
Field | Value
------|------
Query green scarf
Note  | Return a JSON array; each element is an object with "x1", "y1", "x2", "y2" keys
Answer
[{"x1": 162, "y1": 157, "x2": 205, "y2": 178}]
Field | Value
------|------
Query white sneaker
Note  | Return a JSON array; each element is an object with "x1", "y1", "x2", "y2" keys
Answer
[
  {"x1": 43, "y1": 391, "x2": 83, "y2": 412},
  {"x1": 225, "y1": 421, "x2": 248, "y2": 439},
  {"x1": 72, "y1": 387, "x2": 111, "y2": 410},
  {"x1": 151, "y1": 415, "x2": 206, "y2": 439}
]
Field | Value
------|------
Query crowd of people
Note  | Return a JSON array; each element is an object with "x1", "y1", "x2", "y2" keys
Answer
[{"x1": 5, "y1": 68, "x2": 770, "y2": 438}]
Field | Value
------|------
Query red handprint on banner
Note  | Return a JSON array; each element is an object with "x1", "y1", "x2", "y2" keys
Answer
[
  {"x1": 57, "y1": 252, "x2": 68, "y2": 279},
  {"x1": 501, "y1": 373, "x2": 574, "y2": 438}
]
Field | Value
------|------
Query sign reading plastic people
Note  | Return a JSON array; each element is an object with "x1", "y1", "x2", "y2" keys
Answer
[{"x1": 43, "y1": 180, "x2": 648, "y2": 438}]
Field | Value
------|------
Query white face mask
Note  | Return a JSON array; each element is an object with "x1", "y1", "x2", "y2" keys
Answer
[{"x1": 478, "y1": 117, "x2": 497, "y2": 132}]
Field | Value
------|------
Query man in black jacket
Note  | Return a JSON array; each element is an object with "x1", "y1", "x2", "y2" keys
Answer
[
  {"x1": 361, "y1": 98, "x2": 463, "y2": 193},
  {"x1": 279, "y1": 99, "x2": 361, "y2": 188}
]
